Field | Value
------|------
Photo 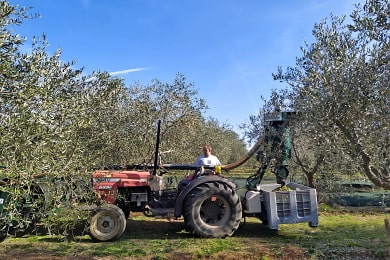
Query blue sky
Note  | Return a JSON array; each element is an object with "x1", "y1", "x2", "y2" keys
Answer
[{"x1": 9, "y1": 0, "x2": 361, "y2": 135}]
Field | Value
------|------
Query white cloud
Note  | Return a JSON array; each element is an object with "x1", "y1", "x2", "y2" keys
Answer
[{"x1": 109, "y1": 67, "x2": 150, "y2": 76}]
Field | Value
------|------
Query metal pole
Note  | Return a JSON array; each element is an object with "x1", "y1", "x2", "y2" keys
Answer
[{"x1": 152, "y1": 120, "x2": 161, "y2": 176}]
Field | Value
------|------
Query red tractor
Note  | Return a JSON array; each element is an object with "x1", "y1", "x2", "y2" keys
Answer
[{"x1": 90, "y1": 115, "x2": 318, "y2": 241}]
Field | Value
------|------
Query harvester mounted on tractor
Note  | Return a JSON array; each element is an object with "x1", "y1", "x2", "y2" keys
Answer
[{"x1": 89, "y1": 112, "x2": 319, "y2": 241}]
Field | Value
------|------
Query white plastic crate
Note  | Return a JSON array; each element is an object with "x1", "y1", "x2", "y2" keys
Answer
[{"x1": 260, "y1": 182, "x2": 319, "y2": 229}]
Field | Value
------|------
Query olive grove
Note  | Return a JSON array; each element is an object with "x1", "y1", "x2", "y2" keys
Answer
[{"x1": 0, "y1": 1, "x2": 247, "y2": 235}]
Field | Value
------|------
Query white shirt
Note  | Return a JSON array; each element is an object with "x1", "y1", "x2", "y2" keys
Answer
[{"x1": 195, "y1": 155, "x2": 221, "y2": 167}]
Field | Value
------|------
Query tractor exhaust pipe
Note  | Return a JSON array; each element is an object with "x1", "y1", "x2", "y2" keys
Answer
[{"x1": 153, "y1": 119, "x2": 162, "y2": 176}]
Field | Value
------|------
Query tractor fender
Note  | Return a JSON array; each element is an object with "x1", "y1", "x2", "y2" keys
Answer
[{"x1": 174, "y1": 175, "x2": 237, "y2": 218}]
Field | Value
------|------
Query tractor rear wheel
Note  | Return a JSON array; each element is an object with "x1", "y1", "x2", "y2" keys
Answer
[
  {"x1": 183, "y1": 182, "x2": 242, "y2": 238},
  {"x1": 89, "y1": 204, "x2": 126, "y2": 242}
]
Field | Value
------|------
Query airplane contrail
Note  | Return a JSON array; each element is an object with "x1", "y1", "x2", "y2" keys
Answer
[{"x1": 109, "y1": 67, "x2": 150, "y2": 76}]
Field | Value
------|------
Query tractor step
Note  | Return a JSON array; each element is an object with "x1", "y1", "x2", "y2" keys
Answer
[{"x1": 146, "y1": 206, "x2": 175, "y2": 218}]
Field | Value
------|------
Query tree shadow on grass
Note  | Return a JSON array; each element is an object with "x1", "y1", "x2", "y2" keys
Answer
[
  {"x1": 3, "y1": 214, "x2": 308, "y2": 243},
  {"x1": 4, "y1": 220, "x2": 91, "y2": 242},
  {"x1": 235, "y1": 220, "x2": 279, "y2": 238},
  {"x1": 3, "y1": 216, "x2": 192, "y2": 243},
  {"x1": 121, "y1": 217, "x2": 192, "y2": 240},
  {"x1": 122, "y1": 216, "x2": 282, "y2": 240}
]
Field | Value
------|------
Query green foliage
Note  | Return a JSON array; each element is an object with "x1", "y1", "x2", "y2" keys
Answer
[
  {"x1": 0, "y1": 0, "x2": 248, "y2": 236},
  {"x1": 247, "y1": 0, "x2": 389, "y2": 189}
]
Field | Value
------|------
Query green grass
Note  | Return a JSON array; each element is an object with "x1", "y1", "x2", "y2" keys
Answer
[{"x1": 0, "y1": 207, "x2": 387, "y2": 259}]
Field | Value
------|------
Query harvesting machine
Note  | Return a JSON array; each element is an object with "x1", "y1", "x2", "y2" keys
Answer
[{"x1": 89, "y1": 112, "x2": 319, "y2": 241}]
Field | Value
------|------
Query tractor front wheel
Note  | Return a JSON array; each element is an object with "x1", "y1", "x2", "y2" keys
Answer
[
  {"x1": 89, "y1": 204, "x2": 126, "y2": 242},
  {"x1": 183, "y1": 182, "x2": 242, "y2": 238}
]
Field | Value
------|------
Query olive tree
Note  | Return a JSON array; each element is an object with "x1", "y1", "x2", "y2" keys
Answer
[
  {"x1": 0, "y1": 0, "x2": 248, "y2": 236},
  {"x1": 0, "y1": 1, "x2": 126, "y2": 232},
  {"x1": 95, "y1": 73, "x2": 248, "y2": 167},
  {"x1": 272, "y1": 0, "x2": 389, "y2": 188},
  {"x1": 126, "y1": 74, "x2": 208, "y2": 165},
  {"x1": 190, "y1": 118, "x2": 248, "y2": 165}
]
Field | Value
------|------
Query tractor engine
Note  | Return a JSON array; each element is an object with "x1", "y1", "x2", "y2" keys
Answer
[
  {"x1": 92, "y1": 170, "x2": 150, "y2": 217},
  {"x1": 148, "y1": 174, "x2": 177, "y2": 210}
]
